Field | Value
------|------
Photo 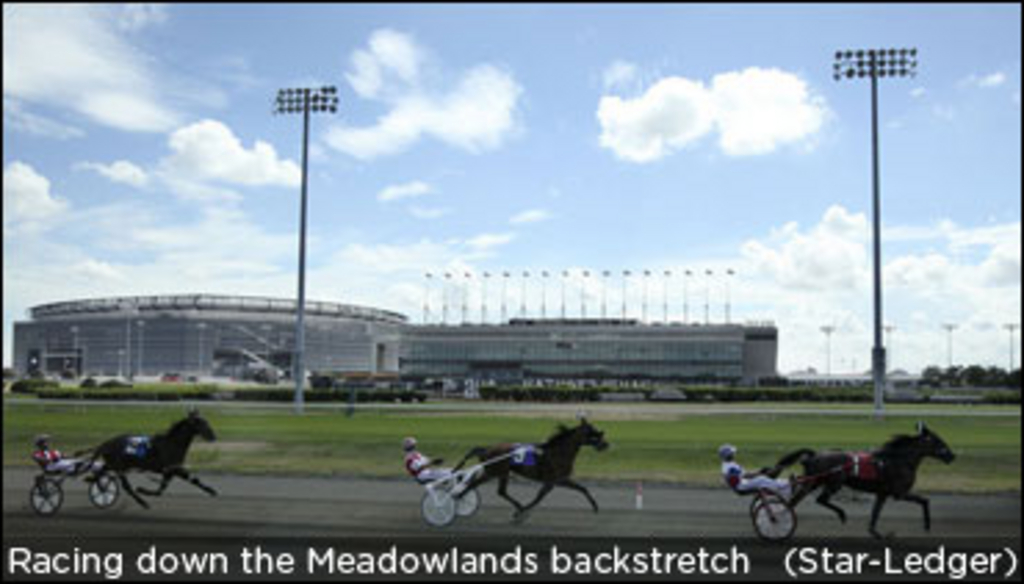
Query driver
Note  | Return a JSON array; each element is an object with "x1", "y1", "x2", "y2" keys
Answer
[
  {"x1": 718, "y1": 444, "x2": 792, "y2": 498},
  {"x1": 403, "y1": 437, "x2": 452, "y2": 484},
  {"x1": 32, "y1": 435, "x2": 93, "y2": 475}
]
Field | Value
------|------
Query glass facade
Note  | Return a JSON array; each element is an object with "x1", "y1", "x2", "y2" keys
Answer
[
  {"x1": 13, "y1": 297, "x2": 777, "y2": 384},
  {"x1": 13, "y1": 295, "x2": 405, "y2": 378},
  {"x1": 400, "y1": 319, "x2": 776, "y2": 383}
]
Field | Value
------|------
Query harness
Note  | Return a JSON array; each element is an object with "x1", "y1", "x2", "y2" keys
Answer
[
  {"x1": 846, "y1": 451, "x2": 883, "y2": 481},
  {"x1": 510, "y1": 444, "x2": 538, "y2": 467}
]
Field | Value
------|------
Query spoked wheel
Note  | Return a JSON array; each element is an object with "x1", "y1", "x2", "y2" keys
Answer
[
  {"x1": 421, "y1": 489, "x2": 457, "y2": 528},
  {"x1": 455, "y1": 488, "x2": 480, "y2": 518},
  {"x1": 88, "y1": 473, "x2": 120, "y2": 509},
  {"x1": 30, "y1": 478, "x2": 64, "y2": 517},
  {"x1": 751, "y1": 493, "x2": 797, "y2": 542}
]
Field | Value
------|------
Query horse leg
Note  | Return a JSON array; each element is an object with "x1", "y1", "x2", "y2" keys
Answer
[
  {"x1": 173, "y1": 468, "x2": 218, "y2": 496},
  {"x1": 518, "y1": 482, "x2": 555, "y2": 517},
  {"x1": 869, "y1": 493, "x2": 889, "y2": 539},
  {"x1": 119, "y1": 475, "x2": 150, "y2": 509},
  {"x1": 557, "y1": 478, "x2": 599, "y2": 513},
  {"x1": 815, "y1": 483, "x2": 847, "y2": 524},
  {"x1": 495, "y1": 473, "x2": 525, "y2": 516},
  {"x1": 896, "y1": 492, "x2": 930, "y2": 532},
  {"x1": 137, "y1": 472, "x2": 173, "y2": 497}
]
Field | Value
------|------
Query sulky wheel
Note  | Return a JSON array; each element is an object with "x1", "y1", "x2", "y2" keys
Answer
[
  {"x1": 752, "y1": 494, "x2": 798, "y2": 542},
  {"x1": 30, "y1": 478, "x2": 64, "y2": 517},
  {"x1": 455, "y1": 488, "x2": 480, "y2": 518},
  {"x1": 88, "y1": 473, "x2": 121, "y2": 509},
  {"x1": 421, "y1": 489, "x2": 457, "y2": 528}
]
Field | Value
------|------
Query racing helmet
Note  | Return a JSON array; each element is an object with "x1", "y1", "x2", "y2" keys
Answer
[
  {"x1": 35, "y1": 434, "x2": 51, "y2": 449},
  {"x1": 718, "y1": 444, "x2": 737, "y2": 461},
  {"x1": 402, "y1": 437, "x2": 417, "y2": 452}
]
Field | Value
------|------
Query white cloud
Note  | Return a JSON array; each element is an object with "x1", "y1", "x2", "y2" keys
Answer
[
  {"x1": 961, "y1": 71, "x2": 1007, "y2": 89},
  {"x1": 408, "y1": 206, "x2": 450, "y2": 220},
  {"x1": 509, "y1": 209, "x2": 552, "y2": 225},
  {"x1": 378, "y1": 181, "x2": 433, "y2": 202},
  {"x1": 910, "y1": 87, "x2": 927, "y2": 99},
  {"x1": 602, "y1": 60, "x2": 639, "y2": 92},
  {"x1": 465, "y1": 232, "x2": 516, "y2": 253},
  {"x1": 3, "y1": 4, "x2": 179, "y2": 132},
  {"x1": 345, "y1": 28, "x2": 424, "y2": 99},
  {"x1": 885, "y1": 253, "x2": 952, "y2": 289},
  {"x1": 326, "y1": 30, "x2": 522, "y2": 160},
  {"x1": 597, "y1": 77, "x2": 714, "y2": 163},
  {"x1": 116, "y1": 4, "x2": 168, "y2": 32},
  {"x1": 3, "y1": 98, "x2": 84, "y2": 140},
  {"x1": 3, "y1": 162, "x2": 69, "y2": 232},
  {"x1": 71, "y1": 258, "x2": 125, "y2": 282},
  {"x1": 740, "y1": 205, "x2": 868, "y2": 291},
  {"x1": 712, "y1": 68, "x2": 828, "y2": 156},
  {"x1": 76, "y1": 160, "x2": 149, "y2": 188},
  {"x1": 162, "y1": 119, "x2": 300, "y2": 188},
  {"x1": 980, "y1": 238, "x2": 1021, "y2": 287},
  {"x1": 597, "y1": 67, "x2": 827, "y2": 162}
]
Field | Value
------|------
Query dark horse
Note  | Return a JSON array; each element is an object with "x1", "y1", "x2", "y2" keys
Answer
[
  {"x1": 776, "y1": 422, "x2": 955, "y2": 539},
  {"x1": 453, "y1": 417, "x2": 609, "y2": 521},
  {"x1": 83, "y1": 409, "x2": 218, "y2": 509}
]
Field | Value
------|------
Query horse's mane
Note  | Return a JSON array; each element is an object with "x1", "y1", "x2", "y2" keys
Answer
[
  {"x1": 878, "y1": 433, "x2": 919, "y2": 455},
  {"x1": 154, "y1": 416, "x2": 191, "y2": 441},
  {"x1": 543, "y1": 424, "x2": 577, "y2": 447}
]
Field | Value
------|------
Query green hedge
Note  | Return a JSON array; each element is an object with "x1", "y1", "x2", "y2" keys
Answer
[
  {"x1": 475, "y1": 385, "x2": 876, "y2": 403},
  {"x1": 231, "y1": 389, "x2": 427, "y2": 403},
  {"x1": 9, "y1": 379, "x2": 61, "y2": 394}
]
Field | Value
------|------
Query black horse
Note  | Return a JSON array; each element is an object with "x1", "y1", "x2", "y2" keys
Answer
[
  {"x1": 453, "y1": 417, "x2": 609, "y2": 522},
  {"x1": 777, "y1": 421, "x2": 955, "y2": 539},
  {"x1": 82, "y1": 409, "x2": 218, "y2": 509}
]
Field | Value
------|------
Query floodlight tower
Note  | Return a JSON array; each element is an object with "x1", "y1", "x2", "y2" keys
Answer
[
  {"x1": 1005, "y1": 323, "x2": 1020, "y2": 371},
  {"x1": 942, "y1": 323, "x2": 958, "y2": 368},
  {"x1": 274, "y1": 85, "x2": 338, "y2": 414},
  {"x1": 821, "y1": 325, "x2": 836, "y2": 376},
  {"x1": 834, "y1": 47, "x2": 917, "y2": 418}
]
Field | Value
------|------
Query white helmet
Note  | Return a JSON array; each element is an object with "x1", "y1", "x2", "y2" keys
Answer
[
  {"x1": 402, "y1": 437, "x2": 417, "y2": 452},
  {"x1": 718, "y1": 444, "x2": 737, "y2": 461}
]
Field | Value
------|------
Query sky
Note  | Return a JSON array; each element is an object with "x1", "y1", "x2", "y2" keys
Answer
[{"x1": 3, "y1": 3, "x2": 1021, "y2": 374}]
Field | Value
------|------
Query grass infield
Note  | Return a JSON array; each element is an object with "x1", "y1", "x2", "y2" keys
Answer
[{"x1": 3, "y1": 401, "x2": 1019, "y2": 493}]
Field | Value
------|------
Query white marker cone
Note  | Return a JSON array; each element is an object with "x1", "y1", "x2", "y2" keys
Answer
[{"x1": 635, "y1": 481, "x2": 643, "y2": 511}]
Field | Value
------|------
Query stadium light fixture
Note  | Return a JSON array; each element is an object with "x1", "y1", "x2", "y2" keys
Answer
[
  {"x1": 1005, "y1": 323, "x2": 1020, "y2": 371},
  {"x1": 834, "y1": 47, "x2": 917, "y2": 419},
  {"x1": 704, "y1": 269, "x2": 713, "y2": 325},
  {"x1": 662, "y1": 270, "x2": 672, "y2": 324},
  {"x1": 884, "y1": 324, "x2": 896, "y2": 372},
  {"x1": 274, "y1": 85, "x2": 339, "y2": 414},
  {"x1": 942, "y1": 323, "x2": 957, "y2": 368},
  {"x1": 820, "y1": 325, "x2": 836, "y2": 376}
]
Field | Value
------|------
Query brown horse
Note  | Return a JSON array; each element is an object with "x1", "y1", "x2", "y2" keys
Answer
[
  {"x1": 453, "y1": 417, "x2": 609, "y2": 522},
  {"x1": 776, "y1": 421, "x2": 955, "y2": 539}
]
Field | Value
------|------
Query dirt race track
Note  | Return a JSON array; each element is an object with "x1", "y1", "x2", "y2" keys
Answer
[{"x1": 4, "y1": 468, "x2": 1019, "y2": 540}]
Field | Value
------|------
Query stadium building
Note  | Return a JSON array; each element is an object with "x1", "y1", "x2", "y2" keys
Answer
[
  {"x1": 12, "y1": 295, "x2": 778, "y2": 384},
  {"x1": 11, "y1": 295, "x2": 406, "y2": 380}
]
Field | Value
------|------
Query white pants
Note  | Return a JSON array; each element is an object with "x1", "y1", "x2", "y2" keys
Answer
[
  {"x1": 45, "y1": 459, "x2": 101, "y2": 475},
  {"x1": 416, "y1": 468, "x2": 453, "y2": 484},
  {"x1": 736, "y1": 475, "x2": 792, "y2": 499}
]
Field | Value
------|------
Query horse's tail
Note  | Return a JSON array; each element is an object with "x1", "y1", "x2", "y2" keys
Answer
[
  {"x1": 775, "y1": 448, "x2": 817, "y2": 472},
  {"x1": 452, "y1": 446, "x2": 489, "y2": 472}
]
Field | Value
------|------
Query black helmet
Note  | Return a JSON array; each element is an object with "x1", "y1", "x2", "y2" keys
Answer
[{"x1": 35, "y1": 434, "x2": 51, "y2": 448}]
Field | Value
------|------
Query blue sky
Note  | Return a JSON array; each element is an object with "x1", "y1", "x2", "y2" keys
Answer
[{"x1": 3, "y1": 4, "x2": 1021, "y2": 373}]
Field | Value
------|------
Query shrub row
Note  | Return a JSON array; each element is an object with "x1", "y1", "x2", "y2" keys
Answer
[
  {"x1": 477, "y1": 385, "x2": 875, "y2": 403},
  {"x1": 32, "y1": 387, "x2": 428, "y2": 404},
  {"x1": 9, "y1": 379, "x2": 61, "y2": 394},
  {"x1": 36, "y1": 388, "x2": 217, "y2": 401},
  {"x1": 230, "y1": 389, "x2": 427, "y2": 403}
]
